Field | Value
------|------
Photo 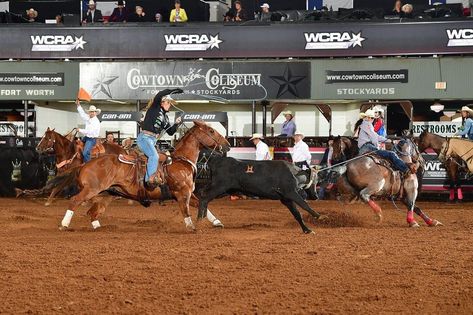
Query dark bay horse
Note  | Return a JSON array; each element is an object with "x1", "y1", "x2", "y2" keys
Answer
[
  {"x1": 331, "y1": 138, "x2": 442, "y2": 228},
  {"x1": 417, "y1": 130, "x2": 465, "y2": 202},
  {"x1": 331, "y1": 136, "x2": 359, "y2": 163},
  {"x1": 35, "y1": 127, "x2": 126, "y2": 205},
  {"x1": 52, "y1": 121, "x2": 230, "y2": 231}
]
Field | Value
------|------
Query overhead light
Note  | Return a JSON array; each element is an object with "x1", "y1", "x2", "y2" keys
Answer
[
  {"x1": 107, "y1": 99, "x2": 128, "y2": 104},
  {"x1": 443, "y1": 111, "x2": 455, "y2": 117},
  {"x1": 430, "y1": 102, "x2": 444, "y2": 113}
]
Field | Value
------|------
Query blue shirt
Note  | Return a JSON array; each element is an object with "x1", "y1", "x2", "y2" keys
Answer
[
  {"x1": 281, "y1": 119, "x2": 296, "y2": 136},
  {"x1": 458, "y1": 118, "x2": 473, "y2": 140}
]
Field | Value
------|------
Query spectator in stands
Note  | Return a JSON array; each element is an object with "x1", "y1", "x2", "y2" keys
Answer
[
  {"x1": 109, "y1": 0, "x2": 127, "y2": 23},
  {"x1": 401, "y1": 3, "x2": 414, "y2": 18},
  {"x1": 128, "y1": 6, "x2": 148, "y2": 22},
  {"x1": 83, "y1": 0, "x2": 103, "y2": 24},
  {"x1": 170, "y1": 0, "x2": 188, "y2": 23},
  {"x1": 392, "y1": 0, "x2": 403, "y2": 15},
  {"x1": 258, "y1": 3, "x2": 271, "y2": 22},
  {"x1": 155, "y1": 13, "x2": 163, "y2": 23},
  {"x1": 55, "y1": 14, "x2": 63, "y2": 25},
  {"x1": 105, "y1": 133, "x2": 116, "y2": 144},
  {"x1": 279, "y1": 110, "x2": 296, "y2": 137},
  {"x1": 250, "y1": 133, "x2": 272, "y2": 160},
  {"x1": 24, "y1": 8, "x2": 38, "y2": 23},
  {"x1": 224, "y1": 1, "x2": 247, "y2": 22},
  {"x1": 372, "y1": 106, "x2": 386, "y2": 137}
]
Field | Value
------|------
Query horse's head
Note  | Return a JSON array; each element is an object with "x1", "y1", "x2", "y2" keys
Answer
[
  {"x1": 395, "y1": 138, "x2": 425, "y2": 171},
  {"x1": 36, "y1": 127, "x2": 57, "y2": 154},
  {"x1": 191, "y1": 120, "x2": 230, "y2": 154},
  {"x1": 417, "y1": 129, "x2": 429, "y2": 152}
]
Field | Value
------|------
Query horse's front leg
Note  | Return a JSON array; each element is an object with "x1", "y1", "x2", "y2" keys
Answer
[
  {"x1": 403, "y1": 175, "x2": 420, "y2": 228},
  {"x1": 174, "y1": 190, "x2": 195, "y2": 231},
  {"x1": 189, "y1": 194, "x2": 223, "y2": 228}
]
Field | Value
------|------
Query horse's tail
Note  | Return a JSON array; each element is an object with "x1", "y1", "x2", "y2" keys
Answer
[{"x1": 46, "y1": 166, "x2": 82, "y2": 194}]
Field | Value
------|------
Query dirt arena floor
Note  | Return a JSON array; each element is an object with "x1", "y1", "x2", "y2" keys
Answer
[{"x1": 0, "y1": 197, "x2": 472, "y2": 314}]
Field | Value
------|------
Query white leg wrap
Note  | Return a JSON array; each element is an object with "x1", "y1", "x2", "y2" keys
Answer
[
  {"x1": 91, "y1": 220, "x2": 101, "y2": 229},
  {"x1": 206, "y1": 209, "x2": 217, "y2": 222},
  {"x1": 184, "y1": 216, "x2": 193, "y2": 228},
  {"x1": 61, "y1": 210, "x2": 74, "y2": 228}
]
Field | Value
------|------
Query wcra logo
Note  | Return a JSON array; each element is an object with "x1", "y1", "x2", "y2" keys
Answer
[
  {"x1": 164, "y1": 34, "x2": 223, "y2": 51},
  {"x1": 304, "y1": 31, "x2": 365, "y2": 50},
  {"x1": 446, "y1": 29, "x2": 473, "y2": 47},
  {"x1": 30, "y1": 35, "x2": 87, "y2": 52}
]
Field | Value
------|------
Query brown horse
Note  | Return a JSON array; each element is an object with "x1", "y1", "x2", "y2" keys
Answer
[
  {"x1": 34, "y1": 128, "x2": 126, "y2": 205},
  {"x1": 331, "y1": 136, "x2": 358, "y2": 163},
  {"x1": 331, "y1": 138, "x2": 442, "y2": 228},
  {"x1": 439, "y1": 137, "x2": 473, "y2": 174},
  {"x1": 54, "y1": 120, "x2": 230, "y2": 231},
  {"x1": 417, "y1": 130, "x2": 465, "y2": 202}
]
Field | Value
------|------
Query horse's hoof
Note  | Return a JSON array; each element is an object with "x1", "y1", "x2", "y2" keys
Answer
[
  {"x1": 374, "y1": 213, "x2": 383, "y2": 223},
  {"x1": 409, "y1": 221, "x2": 420, "y2": 228},
  {"x1": 455, "y1": 199, "x2": 463, "y2": 204},
  {"x1": 429, "y1": 220, "x2": 443, "y2": 227},
  {"x1": 44, "y1": 202, "x2": 51, "y2": 207},
  {"x1": 59, "y1": 226, "x2": 68, "y2": 231},
  {"x1": 316, "y1": 214, "x2": 329, "y2": 221},
  {"x1": 212, "y1": 220, "x2": 224, "y2": 228},
  {"x1": 303, "y1": 229, "x2": 315, "y2": 234}
]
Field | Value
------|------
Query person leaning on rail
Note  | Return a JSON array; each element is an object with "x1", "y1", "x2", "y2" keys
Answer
[{"x1": 455, "y1": 106, "x2": 473, "y2": 140}]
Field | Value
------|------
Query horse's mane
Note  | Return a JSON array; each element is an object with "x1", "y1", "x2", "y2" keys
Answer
[{"x1": 173, "y1": 125, "x2": 196, "y2": 152}]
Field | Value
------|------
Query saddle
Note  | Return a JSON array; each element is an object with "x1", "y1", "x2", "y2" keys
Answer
[
  {"x1": 118, "y1": 150, "x2": 172, "y2": 187},
  {"x1": 75, "y1": 139, "x2": 105, "y2": 158}
]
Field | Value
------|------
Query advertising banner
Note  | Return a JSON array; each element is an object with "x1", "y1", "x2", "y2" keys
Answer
[
  {"x1": 412, "y1": 121, "x2": 462, "y2": 137},
  {"x1": 2, "y1": 21, "x2": 473, "y2": 59},
  {"x1": 80, "y1": 61, "x2": 310, "y2": 101},
  {"x1": 0, "y1": 62, "x2": 79, "y2": 100}
]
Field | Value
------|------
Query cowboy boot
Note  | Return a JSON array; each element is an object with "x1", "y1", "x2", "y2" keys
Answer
[{"x1": 145, "y1": 173, "x2": 160, "y2": 190}]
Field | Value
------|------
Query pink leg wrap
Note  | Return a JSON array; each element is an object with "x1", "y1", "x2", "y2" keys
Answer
[
  {"x1": 367, "y1": 200, "x2": 382, "y2": 214},
  {"x1": 407, "y1": 211, "x2": 415, "y2": 223},
  {"x1": 449, "y1": 188, "x2": 455, "y2": 201},
  {"x1": 420, "y1": 213, "x2": 433, "y2": 225},
  {"x1": 457, "y1": 188, "x2": 463, "y2": 200}
]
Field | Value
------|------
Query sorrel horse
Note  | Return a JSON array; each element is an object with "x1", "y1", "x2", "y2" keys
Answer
[
  {"x1": 418, "y1": 131, "x2": 466, "y2": 202},
  {"x1": 439, "y1": 137, "x2": 473, "y2": 174},
  {"x1": 34, "y1": 127, "x2": 126, "y2": 205},
  {"x1": 53, "y1": 121, "x2": 230, "y2": 231},
  {"x1": 329, "y1": 138, "x2": 442, "y2": 227},
  {"x1": 331, "y1": 136, "x2": 359, "y2": 163}
]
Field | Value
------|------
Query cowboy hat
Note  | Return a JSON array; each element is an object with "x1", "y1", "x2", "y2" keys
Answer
[
  {"x1": 162, "y1": 95, "x2": 177, "y2": 105},
  {"x1": 294, "y1": 130, "x2": 304, "y2": 138},
  {"x1": 86, "y1": 105, "x2": 101, "y2": 114},
  {"x1": 260, "y1": 3, "x2": 270, "y2": 9},
  {"x1": 372, "y1": 105, "x2": 384, "y2": 113},
  {"x1": 88, "y1": 0, "x2": 96, "y2": 6},
  {"x1": 282, "y1": 110, "x2": 294, "y2": 117},
  {"x1": 360, "y1": 109, "x2": 376, "y2": 118},
  {"x1": 461, "y1": 106, "x2": 473, "y2": 115},
  {"x1": 26, "y1": 8, "x2": 38, "y2": 18},
  {"x1": 116, "y1": 0, "x2": 125, "y2": 5},
  {"x1": 249, "y1": 133, "x2": 264, "y2": 141}
]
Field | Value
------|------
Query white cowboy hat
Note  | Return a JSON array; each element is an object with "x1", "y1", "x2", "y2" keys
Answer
[
  {"x1": 249, "y1": 133, "x2": 264, "y2": 141},
  {"x1": 294, "y1": 130, "x2": 304, "y2": 138},
  {"x1": 283, "y1": 110, "x2": 294, "y2": 117},
  {"x1": 88, "y1": 0, "x2": 96, "y2": 6},
  {"x1": 461, "y1": 106, "x2": 473, "y2": 115},
  {"x1": 372, "y1": 105, "x2": 384, "y2": 113},
  {"x1": 26, "y1": 8, "x2": 38, "y2": 18},
  {"x1": 260, "y1": 3, "x2": 270, "y2": 9},
  {"x1": 162, "y1": 95, "x2": 177, "y2": 105},
  {"x1": 86, "y1": 105, "x2": 101, "y2": 114},
  {"x1": 360, "y1": 109, "x2": 376, "y2": 118}
]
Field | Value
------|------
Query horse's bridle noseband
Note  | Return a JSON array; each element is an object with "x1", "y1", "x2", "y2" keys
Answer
[{"x1": 37, "y1": 132, "x2": 56, "y2": 153}]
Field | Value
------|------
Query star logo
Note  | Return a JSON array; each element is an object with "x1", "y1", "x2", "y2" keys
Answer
[
  {"x1": 72, "y1": 36, "x2": 87, "y2": 50},
  {"x1": 269, "y1": 66, "x2": 306, "y2": 98},
  {"x1": 351, "y1": 32, "x2": 365, "y2": 48},
  {"x1": 208, "y1": 34, "x2": 223, "y2": 49},
  {"x1": 92, "y1": 65, "x2": 119, "y2": 99}
]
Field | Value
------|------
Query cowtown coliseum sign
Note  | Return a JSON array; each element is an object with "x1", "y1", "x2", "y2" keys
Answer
[
  {"x1": 2, "y1": 21, "x2": 473, "y2": 59},
  {"x1": 80, "y1": 61, "x2": 310, "y2": 101}
]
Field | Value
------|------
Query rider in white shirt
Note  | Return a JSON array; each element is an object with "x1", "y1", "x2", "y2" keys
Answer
[
  {"x1": 292, "y1": 131, "x2": 311, "y2": 170},
  {"x1": 250, "y1": 133, "x2": 272, "y2": 160},
  {"x1": 76, "y1": 100, "x2": 101, "y2": 162}
]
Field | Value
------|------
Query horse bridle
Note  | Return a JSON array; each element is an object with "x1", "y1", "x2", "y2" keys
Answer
[
  {"x1": 193, "y1": 125, "x2": 226, "y2": 155},
  {"x1": 37, "y1": 132, "x2": 56, "y2": 153},
  {"x1": 334, "y1": 138, "x2": 346, "y2": 161}
]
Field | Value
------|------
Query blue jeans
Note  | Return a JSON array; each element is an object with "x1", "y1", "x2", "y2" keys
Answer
[
  {"x1": 137, "y1": 132, "x2": 158, "y2": 182},
  {"x1": 359, "y1": 143, "x2": 408, "y2": 173},
  {"x1": 82, "y1": 137, "x2": 96, "y2": 163}
]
